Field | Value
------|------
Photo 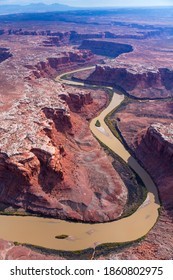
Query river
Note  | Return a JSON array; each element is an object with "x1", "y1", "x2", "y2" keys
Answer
[{"x1": 0, "y1": 67, "x2": 160, "y2": 251}]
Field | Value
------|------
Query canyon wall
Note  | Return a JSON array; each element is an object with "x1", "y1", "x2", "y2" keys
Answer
[
  {"x1": 113, "y1": 100, "x2": 173, "y2": 213},
  {"x1": 25, "y1": 50, "x2": 94, "y2": 79},
  {"x1": 4, "y1": 29, "x2": 160, "y2": 42},
  {"x1": 86, "y1": 65, "x2": 173, "y2": 98},
  {"x1": 134, "y1": 123, "x2": 173, "y2": 211}
]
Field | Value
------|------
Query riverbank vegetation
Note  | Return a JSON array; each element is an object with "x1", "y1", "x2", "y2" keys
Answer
[
  {"x1": 96, "y1": 137, "x2": 147, "y2": 218},
  {"x1": 22, "y1": 236, "x2": 145, "y2": 260}
]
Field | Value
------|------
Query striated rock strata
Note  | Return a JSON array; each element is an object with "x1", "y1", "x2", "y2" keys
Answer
[
  {"x1": 134, "y1": 123, "x2": 173, "y2": 210},
  {"x1": 86, "y1": 64, "x2": 173, "y2": 98},
  {"x1": 25, "y1": 50, "x2": 94, "y2": 80}
]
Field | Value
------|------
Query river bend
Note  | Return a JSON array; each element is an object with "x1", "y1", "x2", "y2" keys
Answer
[{"x1": 0, "y1": 67, "x2": 160, "y2": 251}]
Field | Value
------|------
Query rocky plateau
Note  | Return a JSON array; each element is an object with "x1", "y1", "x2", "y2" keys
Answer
[
  {"x1": 0, "y1": 77, "x2": 128, "y2": 222},
  {"x1": 0, "y1": 7, "x2": 173, "y2": 259}
]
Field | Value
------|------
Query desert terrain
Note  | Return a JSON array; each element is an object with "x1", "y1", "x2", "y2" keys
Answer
[{"x1": 0, "y1": 6, "x2": 173, "y2": 259}]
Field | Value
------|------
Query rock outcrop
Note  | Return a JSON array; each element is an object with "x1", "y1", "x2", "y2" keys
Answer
[
  {"x1": 134, "y1": 123, "x2": 173, "y2": 210},
  {"x1": 26, "y1": 50, "x2": 94, "y2": 79},
  {"x1": 59, "y1": 91, "x2": 92, "y2": 111},
  {"x1": 79, "y1": 40, "x2": 133, "y2": 57},
  {"x1": 145, "y1": 124, "x2": 173, "y2": 158},
  {"x1": 86, "y1": 65, "x2": 173, "y2": 98}
]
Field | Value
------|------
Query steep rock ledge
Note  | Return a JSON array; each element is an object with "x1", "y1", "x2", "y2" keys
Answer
[
  {"x1": 86, "y1": 65, "x2": 173, "y2": 98},
  {"x1": 146, "y1": 124, "x2": 173, "y2": 158},
  {"x1": 134, "y1": 123, "x2": 173, "y2": 210},
  {"x1": 25, "y1": 50, "x2": 94, "y2": 80}
]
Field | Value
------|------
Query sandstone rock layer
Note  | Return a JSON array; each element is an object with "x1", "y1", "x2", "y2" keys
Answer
[
  {"x1": 0, "y1": 84, "x2": 127, "y2": 222},
  {"x1": 86, "y1": 65, "x2": 173, "y2": 98}
]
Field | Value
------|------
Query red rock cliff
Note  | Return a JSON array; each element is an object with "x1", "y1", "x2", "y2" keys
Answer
[
  {"x1": 0, "y1": 83, "x2": 127, "y2": 222},
  {"x1": 26, "y1": 50, "x2": 94, "y2": 79},
  {"x1": 134, "y1": 123, "x2": 173, "y2": 211},
  {"x1": 86, "y1": 65, "x2": 173, "y2": 98}
]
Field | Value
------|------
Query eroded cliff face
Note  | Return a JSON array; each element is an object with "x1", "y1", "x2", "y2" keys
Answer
[
  {"x1": 134, "y1": 123, "x2": 173, "y2": 211},
  {"x1": 0, "y1": 82, "x2": 127, "y2": 222},
  {"x1": 2, "y1": 29, "x2": 160, "y2": 45},
  {"x1": 25, "y1": 50, "x2": 94, "y2": 80},
  {"x1": 86, "y1": 65, "x2": 173, "y2": 98},
  {"x1": 113, "y1": 99, "x2": 173, "y2": 211}
]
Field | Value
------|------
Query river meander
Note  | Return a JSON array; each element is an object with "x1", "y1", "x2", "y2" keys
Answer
[{"x1": 0, "y1": 67, "x2": 160, "y2": 251}]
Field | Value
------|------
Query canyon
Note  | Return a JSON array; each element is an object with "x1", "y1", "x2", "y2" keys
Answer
[{"x1": 0, "y1": 7, "x2": 173, "y2": 259}]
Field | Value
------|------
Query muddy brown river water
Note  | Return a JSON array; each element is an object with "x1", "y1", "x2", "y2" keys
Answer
[{"x1": 0, "y1": 68, "x2": 160, "y2": 251}]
